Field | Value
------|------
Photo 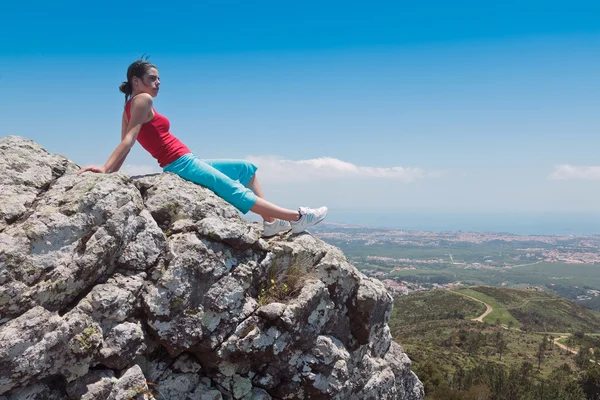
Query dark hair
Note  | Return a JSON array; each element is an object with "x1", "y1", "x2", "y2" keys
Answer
[{"x1": 119, "y1": 56, "x2": 157, "y2": 103}]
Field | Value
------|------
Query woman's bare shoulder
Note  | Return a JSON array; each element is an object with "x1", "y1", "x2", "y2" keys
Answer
[{"x1": 131, "y1": 93, "x2": 154, "y2": 106}]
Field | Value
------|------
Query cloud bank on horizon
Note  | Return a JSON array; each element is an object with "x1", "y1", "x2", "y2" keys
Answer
[
  {"x1": 550, "y1": 165, "x2": 600, "y2": 181},
  {"x1": 121, "y1": 159, "x2": 600, "y2": 187},
  {"x1": 245, "y1": 156, "x2": 445, "y2": 183}
]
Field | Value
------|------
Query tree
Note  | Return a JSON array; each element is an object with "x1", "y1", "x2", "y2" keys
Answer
[
  {"x1": 575, "y1": 347, "x2": 591, "y2": 370},
  {"x1": 458, "y1": 328, "x2": 468, "y2": 344},
  {"x1": 494, "y1": 331, "x2": 502, "y2": 345},
  {"x1": 413, "y1": 360, "x2": 446, "y2": 395},
  {"x1": 580, "y1": 364, "x2": 600, "y2": 400},
  {"x1": 505, "y1": 362, "x2": 534, "y2": 399},
  {"x1": 465, "y1": 333, "x2": 481, "y2": 356},
  {"x1": 537, "y1": 341, "x2": 545, "y2": 370},
  {"x1": 544, "y1": 364, "x2": 586, "y2": 400},
  {"x1": 440, "y1": 334, "x2": 454, "y2": 348},
  {"x1": 498, "y1": 338, "x2": 507, "y2": 361},
  {"x1": 541, "y1": 334, "x2": 548, "y2": 351},
  {"x1": 535, "y1": 335, "x2": 548, "y2": 370},
  {"x1": 574, "y1": 331, "x2": 585, "y2": 340},
  {"x1": 483, "y1": 362, "x2": 507, "y2": 398},
  {"x1": 495, "y1": 331, "x2": 507, "y2": 361}
]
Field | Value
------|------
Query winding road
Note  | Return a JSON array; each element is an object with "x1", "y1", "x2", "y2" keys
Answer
[
  {"x1": 553, "y1": 335, "x2": 573, "y2": 353},
  {"x1": 454, "y1": 292, "x2": 494, "y2": 322},
  {"x1": 453, "y1": 291, "x2": 598, "y2": 364},
  {"x1": 553, "y1": 335, "x2": 598, "y2": 364}
]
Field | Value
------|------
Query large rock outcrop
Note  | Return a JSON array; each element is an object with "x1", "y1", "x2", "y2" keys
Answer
[{"x1": 0, "y1": 136, "x2": 424, "y2": 399}]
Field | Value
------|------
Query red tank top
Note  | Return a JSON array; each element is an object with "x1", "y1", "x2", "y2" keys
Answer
[{"x1": 125, "y1": 98, "x2": 191, "y2": 168}]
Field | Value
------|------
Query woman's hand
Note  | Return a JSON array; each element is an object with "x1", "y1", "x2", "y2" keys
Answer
[{"x1": 77, "y1": 165, "x2": 108, "y2": 175}]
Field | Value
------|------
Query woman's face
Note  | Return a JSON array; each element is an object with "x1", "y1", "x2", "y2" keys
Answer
[{"x1": 133, "y1": 67, "x2": 160, "y2": 97}]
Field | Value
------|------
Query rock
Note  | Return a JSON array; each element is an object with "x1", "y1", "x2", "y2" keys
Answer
[
  {"x1": 385, "y1": 342, "x2": 425, "y2": 400},
  {"x1": 0, "y1": 136, "x2": 78, "y2": 232},
  {"x1": 117, "y1": 209, "x2": 167, "y2": 271},
  {"x1": 242, "y1": 388, "x2": 272, "y2": 400},
  {"x1": 256, "y1": 303, "x2": 286, "y2": 321},
  {"x1": 107, "y1": 365, "x2": 152, "y2": 400},
  {"x1": 142, "y1": 231, "x2": 259, "y2": 355},
  {"x1": 0, "y1": 307, "x2": 102, "y2": 394},
  {"x1": 143, "y1": 353, "x2": 222, "y2": 400},
  {"x1": 98, "y1": 321, "x2": 146, "y2": 370},
  {"x1": 66, "y1": 369, "x2": 116, "y2": 400},
  {"x1": 74, "y1": 273, "x2": 145, "y2": 324},
  {"x1": 1, "y1": 380, "x2": 68, "y2": 400},
  {"x1": 0, "y1": 136, "x2": 423, "y2": 400},
  {"x1": 0, "y1": 166, "x2": 158, "y2": 320}
]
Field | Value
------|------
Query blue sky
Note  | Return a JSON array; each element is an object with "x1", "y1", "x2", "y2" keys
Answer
[{"x1": 2, "y1": 1, "x2": 600, "y2": 222}]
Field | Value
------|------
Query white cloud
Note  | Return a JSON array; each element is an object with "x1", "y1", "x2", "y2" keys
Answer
[
  {"x1": 245, "y1": 156, "x2": 444, "y2": 183},
  {"x1": 121, "y1": 164, "x2": 162, "y2": 176},
  {"x1": 549, "y1": 164, "x2": 600, "y2": 181}
]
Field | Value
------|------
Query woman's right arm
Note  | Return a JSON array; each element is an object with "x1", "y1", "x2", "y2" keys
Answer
[{"x1": 77, "y1": 94, "x2": 153, "y2": 175}]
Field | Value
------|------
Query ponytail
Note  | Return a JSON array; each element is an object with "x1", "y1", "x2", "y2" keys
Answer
[{"x1": 119, "y1": 81, "x2": 133, "y2": 103}]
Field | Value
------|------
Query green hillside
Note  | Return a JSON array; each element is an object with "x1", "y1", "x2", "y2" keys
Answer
[
  {"x1": 455, "y1": 286, "x2": 600, "y2": 333},
  {"x1": 455, "y1": 288, "x2": 521, "y2": 328},
  {"x1": 390, "y1": 289, "x2": 486, "y2": 323},
  {"x1": 390, "y1": 288, "x2": 600, "y2": 399}
]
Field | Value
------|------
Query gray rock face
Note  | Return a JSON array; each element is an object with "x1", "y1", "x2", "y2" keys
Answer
[{"x1": 0, "y1": 136, "x2": 423, "y2": 399}]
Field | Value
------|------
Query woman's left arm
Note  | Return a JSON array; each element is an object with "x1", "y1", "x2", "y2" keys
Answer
[{"x1": 110, "y1": 112, "x2": 131, "y2": 172}]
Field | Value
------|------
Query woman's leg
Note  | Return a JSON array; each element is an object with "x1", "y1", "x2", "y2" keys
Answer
[
  {"x1": 165, "y1": 155, "x2": 258, "y2": 214},
  {"x1": 246, "y1": 173, "x2": 265, "y2": 198},
  {"x1": 205, "y1": 159, "x2": 300, "y2": 222},
  {"x1": 167, "y1": 155, "x2": 301, "y2": 221},
  {"x1": 246, "y1": 174, "x2": 300, "y2": 222},
  {"x1": 251, "y1": 197, "x2": 300, "y2": 222}
]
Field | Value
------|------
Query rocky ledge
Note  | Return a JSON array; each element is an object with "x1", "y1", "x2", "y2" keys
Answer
[{"x1": 0, "y1": 136, "x2": 423, "y2": 400}]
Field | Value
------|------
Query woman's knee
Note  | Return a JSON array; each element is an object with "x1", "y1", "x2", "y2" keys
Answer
[
  {"x1": 241, "y1": 161, "x2": 258, "y2": 185},
  {"x1": 241, "y1": 160, "x2": 257, "y2": 173}
]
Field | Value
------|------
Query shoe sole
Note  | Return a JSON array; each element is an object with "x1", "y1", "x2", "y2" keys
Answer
[
  {"x1": 263, "y1": 228, "x2": 292, "y2": 238},
  {"x1": 263, "y1": 225, "x2": 293, "y2": 237}
]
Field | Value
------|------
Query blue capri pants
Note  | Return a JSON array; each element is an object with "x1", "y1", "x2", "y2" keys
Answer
[{"x1": 163, "y1": 153, "x2": 258, "y2": 214}]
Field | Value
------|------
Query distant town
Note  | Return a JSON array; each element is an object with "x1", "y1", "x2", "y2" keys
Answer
[{"x1": 312, "y1": 222, "x2": 600, "y2": 300}]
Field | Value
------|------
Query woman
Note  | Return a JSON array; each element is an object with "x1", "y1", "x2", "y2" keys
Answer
[{"x1": 77, "y1": 59, "x2": 327, "y2": 237}]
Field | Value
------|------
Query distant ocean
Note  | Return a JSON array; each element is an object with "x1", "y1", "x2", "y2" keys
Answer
[{"x1": 324, "y1": 211, "x2": 600, "y2": 236}]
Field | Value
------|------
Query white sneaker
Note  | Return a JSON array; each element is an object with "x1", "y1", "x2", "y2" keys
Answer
[
  {"x1": 290, "y1": 206, "x2": 328, "y2": 234},
  {"x1": 263, "y1": 219, "x2": 292, "y2": 237}
]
